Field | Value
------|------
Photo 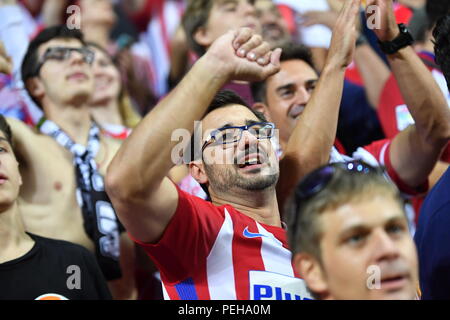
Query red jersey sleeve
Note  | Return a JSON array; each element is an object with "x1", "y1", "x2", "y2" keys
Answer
[
  {"x1": 355, "y1": 139, "x2": 429, "y2": 196},
  {"x1": 129, "y1": 183, "x2": 224, "y2": 282}
]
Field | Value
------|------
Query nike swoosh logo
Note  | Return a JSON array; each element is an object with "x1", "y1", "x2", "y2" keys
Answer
[{"x1": 243, "y1": 226, "x2": 267, "y2": 239}]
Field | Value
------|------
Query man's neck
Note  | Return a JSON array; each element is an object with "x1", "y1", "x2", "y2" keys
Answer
[
  {"x1": 421, "y1": 39, "x2": 434, "y2": 55},
  {"x1": 0, "y1": 203, "x2": 34, "y2": 264},
  {"x1": 89, "y1": 99, "x2": 123, "y2": 127},
  {"x1": 211, "y1": 188, "x2": 281, "y2": 227},
  {"x1": 44, "y1": 103, "x2": 93, "y2": 145}
]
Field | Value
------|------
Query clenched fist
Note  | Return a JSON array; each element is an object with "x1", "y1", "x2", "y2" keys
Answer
[{"x1": 203, "y1": 27, "x2": 282, "y2": 83}]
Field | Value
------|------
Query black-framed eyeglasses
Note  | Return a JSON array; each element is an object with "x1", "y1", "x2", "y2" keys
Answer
[
  {"x1": 201, "y1": 122, "x2": 275, "y2": 152},
  {"x1": 290, "y1": 160, "x2": 384, "y2": 238},
  {"x1": 34, "y1": 46, "x2": 95, "y2": 76}
]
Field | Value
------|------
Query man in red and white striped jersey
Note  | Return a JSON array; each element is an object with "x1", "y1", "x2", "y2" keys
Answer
[{"x1": 106, "y1": 0, "x2": 361, "y2": 300}]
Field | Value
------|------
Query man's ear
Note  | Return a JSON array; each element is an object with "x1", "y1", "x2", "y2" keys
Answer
[
  {"x1": 25, "y1": 77, "x2": 45, "y2": 102},
  {"x1": 193, "y1": 26, "x2": 214, "y2": 48},
  {"x1": 253, "y1": 102, "x2": 272, "y2": 122},
  {"x1": 189, "y1": 161, "x2": 208, "y2": 185},
  {"x1": 293, "y1": 252, "x2": 329, "y2": 299}
]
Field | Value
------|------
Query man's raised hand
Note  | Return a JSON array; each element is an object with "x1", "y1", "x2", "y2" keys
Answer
[
  {"x1": 325, "y1": 0, "x2": 361, "y2": 69},
  {"x1": 204, "y1": 27, "x2": 281, "y2": 83},
  {"x1": 366, "y1": 0, "x2": 400, "y2": 42}
]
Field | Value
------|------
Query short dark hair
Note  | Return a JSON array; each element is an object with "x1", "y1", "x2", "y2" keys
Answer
[
  {"x1": 433, "y1": 14, "x2": 450, "y2": 91},
  {"x1": 285, "y1": 163, "x2": 403, "y2": 261},
  {"x1": 182, "y1": 0, "x2": 215, "y2": 57},
  {"x1": 21, "y1": 25, "x2": 86, "y2": 109},
  {"x1": 250, "y1": 43, "x2": 315, "y2": 103},
  {"x1": 0, "y1": 115, "x2": 14, "y2": 148}
]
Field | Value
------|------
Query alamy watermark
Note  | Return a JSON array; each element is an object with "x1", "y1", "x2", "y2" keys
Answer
[
  {"x1": 66, "y1": 5, "x2": 81, "y2": 30},
  {"x1": 366, "y1": 5, "x2": 382, "y2": 30},
  {"x1": 367, "y1": 265, "x2": 381, "y2": 290},
  {"x1": 66, "y1": 265, "x2": 81, "y2": 290}
]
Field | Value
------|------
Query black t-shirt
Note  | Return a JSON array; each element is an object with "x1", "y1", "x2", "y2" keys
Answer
[{"x1": 0, "y1": 233, "x2": 112, "y2": 300}]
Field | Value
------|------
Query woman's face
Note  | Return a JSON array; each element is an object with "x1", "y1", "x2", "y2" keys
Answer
[{"x1": 89, "y1": 46, "x2": 121, "y2": 105}]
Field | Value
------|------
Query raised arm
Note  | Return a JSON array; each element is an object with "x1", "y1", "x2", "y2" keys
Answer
[
  {"x1": 353, "y1": 40, "x2": 390, "y2": 109},
  {"x1": 106, "y1": 28, "x2": 281, "y2": 243},
  {"x1": 367, "y1": 0, "x2": 450, "y2": 187},
  {"x1": 277, "y1": 0, "x2": 361, "y2": 210}
]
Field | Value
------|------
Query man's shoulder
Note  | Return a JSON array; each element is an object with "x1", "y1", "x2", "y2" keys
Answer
[{"x1": 7, "y1": 117, "x2": 64, "y2": 146}]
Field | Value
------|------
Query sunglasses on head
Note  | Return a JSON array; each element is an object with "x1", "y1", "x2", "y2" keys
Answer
[
  {"x1": 296, "y1": 161, "x2": 381, "y2": 200},
  {"x1": 290, "y1": 160, "x2": 385, "y2": 238}
]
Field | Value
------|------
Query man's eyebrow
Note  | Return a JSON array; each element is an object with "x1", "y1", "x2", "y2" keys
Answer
[
  {"x1": 338, "y1": 224, "x2": 370, "y2": 240},
  {"x1": 216, "y1": 119, "x2": 260, "y2": 130},
  {"x1": 276, "y1": 83, "x2": 295, "y2": 93},
  {"x1": 276, "y1": 79, "x2": 318, "y2": 93},
  {"x1": 305, "y1": 79, "x2": 318, "y2": 86},
  {"x1": 384, "y1": 215, "x2": 408, "y2": 226},
  {"x1": 246, "y1": 119, "x2": 261, "y2": 126},
  {"x1": 217, "y1": 0, "x2": 237, "y2": 6},
  {"x1": 0, "y1": 137, "x2": 11, "y2": 148},
  {"x1": 338, "y1": 214, "x2": 407, "y2": 239},
  {"x1": 218, "y1": 122, "x2": 235, "y2": 129}
]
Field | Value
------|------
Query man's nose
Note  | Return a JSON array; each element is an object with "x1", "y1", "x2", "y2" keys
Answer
[
  {"x1": 68, "y1": 50, "x2": 86, "y2": 66},
  {"x1": 295, "y1": 87, "x2": 311, "y2": 105},
  {"x1": 241, "y1": 0, "x2": 257, "y2": 16},
  {"x1": 371, "y1": 229, "x2": 401, "y2": 262},
  {"x1": 237, "y1": 129, "x2": 259, "y2": 151}
]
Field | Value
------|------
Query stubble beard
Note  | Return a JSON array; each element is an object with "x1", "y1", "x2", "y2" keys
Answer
[{"x1": 204, "y1": 162, "x2": 279, "y2": 195}]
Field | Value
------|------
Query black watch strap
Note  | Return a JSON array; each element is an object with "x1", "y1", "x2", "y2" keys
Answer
[{"x1": 378, "y1": 23, "x2": 414, "y2": 55}]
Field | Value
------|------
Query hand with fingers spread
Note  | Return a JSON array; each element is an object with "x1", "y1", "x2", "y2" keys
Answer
[
  {"x1": 204, "y1": 27, "x2": 282, "y2": 83},
  {"x1": 0, "y1": 41, "x2": 12, "y2": 75},
  {"x1": 365, "y1": 0, "x2": 399, "y2": 42},
  {"x1": 325, "y1": 0, "x2": 361, "y2": 70}
]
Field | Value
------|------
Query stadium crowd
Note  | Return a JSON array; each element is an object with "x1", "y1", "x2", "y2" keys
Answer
[{"x1": 0, "y1": 0, "x2": 450, "y2": 300}]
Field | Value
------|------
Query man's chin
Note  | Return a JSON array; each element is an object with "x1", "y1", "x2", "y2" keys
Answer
[
  {"x1": 67, "y1": 90, "x2": 94, "y2": 106},
  {"x1": 235, "y1": 172, "x2": 279, "y2": 191}
]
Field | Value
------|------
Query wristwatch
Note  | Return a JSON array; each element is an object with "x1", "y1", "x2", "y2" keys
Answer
[{"x1": 378, "y1": 23, "x2": 414, "y2": 55}]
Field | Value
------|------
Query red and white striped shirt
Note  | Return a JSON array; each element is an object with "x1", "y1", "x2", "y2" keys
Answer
[{"x1": 131, "y1": 184, "x2": 313, "y2": 300}]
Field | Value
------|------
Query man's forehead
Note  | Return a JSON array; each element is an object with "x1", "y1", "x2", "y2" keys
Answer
[
  {"x1": 201, "y1": 104, "x2": 259, "y2": 131},
  {"x1": 322, "y1": 197, "x2": 406, "y2": 235},
  {"x1": 266, "y1": 60, "x2": 317, "y2": 90},
  {"x1": 38, "y1": 38, "x2": 84, "y2": 56},
  {"x1": 278, "y1": 60, "x2": 317, "y2": 81}
]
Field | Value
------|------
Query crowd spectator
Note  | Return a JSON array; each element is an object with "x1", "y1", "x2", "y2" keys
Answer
[
  {"x1": 414, "y1": 13, "x2": 450, "y2": 300},
  {"x1": 0, "y1": 0, "x2": 449, "y2": 302},
  {"x1": 0, "y1": 114, "x2": 112, "y2": 300},
  {"x1": 6, "y1": 25, "x2": 137, "y2": 300},
  {"x1": 286, "y1": 161, "x2": 419, "y2": 300}
]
